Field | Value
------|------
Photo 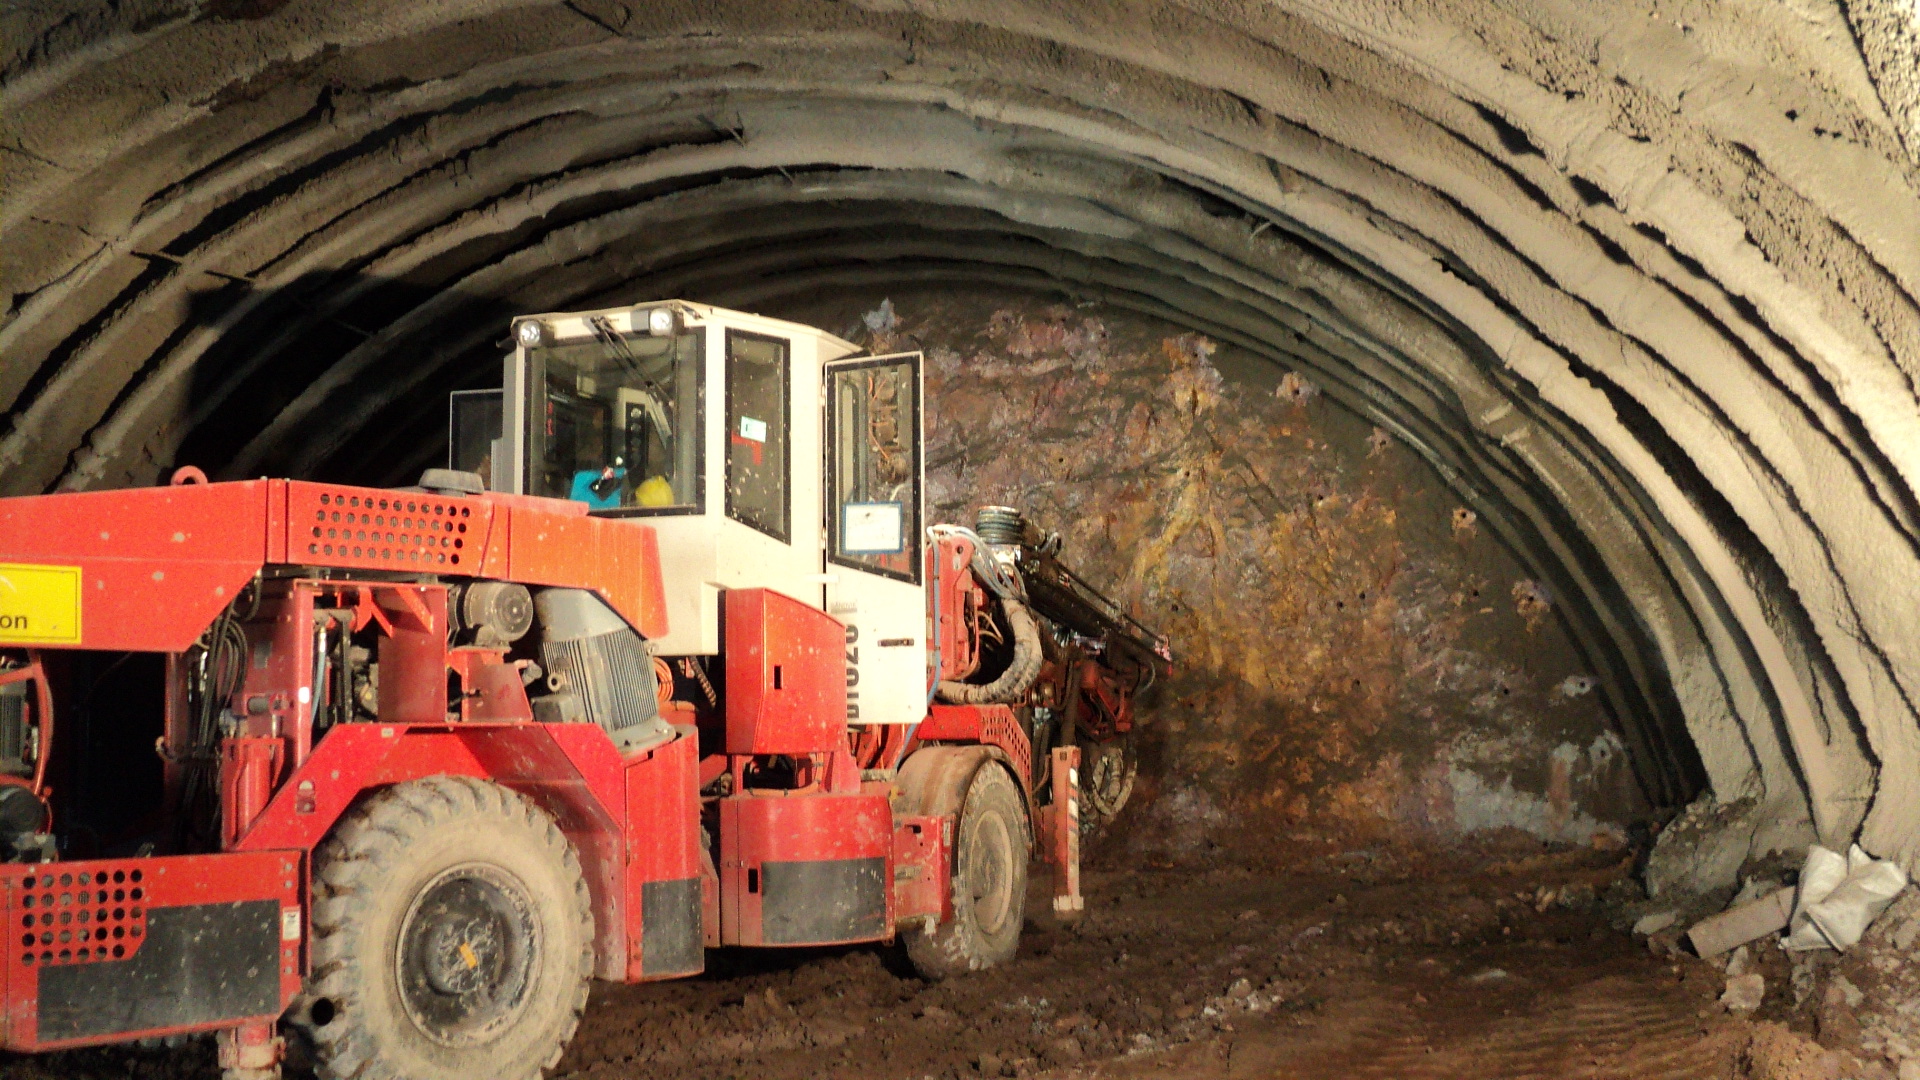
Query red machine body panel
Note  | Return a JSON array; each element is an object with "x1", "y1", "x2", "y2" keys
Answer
[
  {"x1": 717, "y1": 793, "x2": 892, "y2": 947},
  {"x1": 481, "y1": 495, "x2": 669, "y2": 640},
  {"x1": 284, "y1": 482, "x2": 489, "y2": 577},
  {"x1": 0, "y1": 481, "x2": 275, "y2": 653},
  {"x1": 929, "y1": 534, "x2": 987, "y2": 682},
  {"x1": 0, "y1": 480, "x2": 666, "y2": 654},
  {"x1": 723, "y1": 589, "x2": 847, "y2": 755},
  {"x1": 228, "y1": 589, "x2": 317, "y2": 746},
  {"x1": 0, "y1": 850, "x2": 302, "y2": 1051},
  {"x1": 623, "y1": 733, "x2": 704, "y2": 980},
  {"x1": 913, "y1": 704, "x2": 1032, "y2": 788},
  {"x1": 890, "y1": 814, "x2": 951, "y2": 926},
  {"x1": 450, "y1": 647, "x2": 537, "y2": 723}
]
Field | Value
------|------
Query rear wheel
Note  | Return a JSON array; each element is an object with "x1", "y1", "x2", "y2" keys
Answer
[
  {"x1": 906, "y1": 764, "x2": 1029, "y2": 978},
  {"x1": 297, "y1": 776, "x2": 593, "y2": 1080}
]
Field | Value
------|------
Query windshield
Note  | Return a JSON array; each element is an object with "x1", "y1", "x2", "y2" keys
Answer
[{"x1": 528, "y1": 321, "x2": 705, "y2": 513}]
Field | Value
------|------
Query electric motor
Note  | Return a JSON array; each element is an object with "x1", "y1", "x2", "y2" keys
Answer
[{"x1": 532, "y1": 589, "x2": 668, "y2": 753}]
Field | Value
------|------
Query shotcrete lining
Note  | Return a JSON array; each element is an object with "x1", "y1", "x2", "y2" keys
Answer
[
  {"x1": 4, "y1": 0, "x2": 1920, "y2": 867},
  {"x1": 221, "y1": 165, "x2": 1732, "y2": 800}
]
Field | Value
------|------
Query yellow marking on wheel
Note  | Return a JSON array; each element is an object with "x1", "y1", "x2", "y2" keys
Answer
[{"x1": 459, "y1": 942, "x2": 480, "y2": 969}]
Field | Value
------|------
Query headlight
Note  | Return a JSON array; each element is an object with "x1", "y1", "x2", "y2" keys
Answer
[
  {"x1": 516, "y1": 320, "x2": 548, "y2": 348},
  {"x1": 645, "y1": 307, "x2": 677, "y2": 336}
]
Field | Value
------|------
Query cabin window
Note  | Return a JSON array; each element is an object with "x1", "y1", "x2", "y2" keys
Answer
[
  {"x1": 827, "y1": 354, "x2": 921, "y2": 583},
  {"x1": 724, "y1": 331, "x2": 790, "y2": 541}
]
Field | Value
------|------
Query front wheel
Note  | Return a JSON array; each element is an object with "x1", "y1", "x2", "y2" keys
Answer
[
  {"x1": 297, "y1": 776, "x2": 593, "y2": 1080},
  {"x1": 906, "y1": 764, "x2": 1029, "y2": 979}
]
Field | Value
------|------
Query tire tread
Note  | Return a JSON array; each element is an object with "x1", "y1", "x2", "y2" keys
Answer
[
  {"x1": 299, "y1": 776, "x2": 593, "y2": 1080},
  {"x1": 905, "y1": 763, "x2": 1029, "y2": 980}
]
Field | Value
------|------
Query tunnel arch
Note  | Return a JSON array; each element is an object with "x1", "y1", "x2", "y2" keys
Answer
[{"x1": 4, "y1": 0, "x2": 1919, "y2": 874}]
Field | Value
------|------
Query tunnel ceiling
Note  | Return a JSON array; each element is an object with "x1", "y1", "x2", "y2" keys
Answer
[{"x1": 5, "y1": 0, "x2": 1920, "y2": 867}]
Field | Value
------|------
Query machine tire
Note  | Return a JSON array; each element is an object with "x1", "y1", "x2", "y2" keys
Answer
[
  {"x1": 298, "y1": 776, "x2": 593, "y2": 1080},
  {"x1": 906, "y1": 764, "x2": 1029, "y2": 979}
]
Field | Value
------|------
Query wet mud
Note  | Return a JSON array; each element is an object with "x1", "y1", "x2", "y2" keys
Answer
[{"x1": 1, "y1": 835, "x2": 1792, "y2": 1080}]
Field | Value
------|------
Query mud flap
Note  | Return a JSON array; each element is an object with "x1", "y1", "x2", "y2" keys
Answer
[
  {"x1": 717, "y1": 793, "x2": 894, "y2": 946},
  {"x1": 761, "y1": 858, "x2": 886, "y2": 944},
  {"x1": 640, "y1": 878, "x2": 704, "y2": 976},
  {"x1": 40, "y1": 900, "x2": 280, "y2": 1042}
]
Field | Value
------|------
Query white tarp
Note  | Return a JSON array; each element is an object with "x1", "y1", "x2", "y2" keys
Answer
[{"x1": 1783, "y1": 843, "x2": 1909, "y2": 952}]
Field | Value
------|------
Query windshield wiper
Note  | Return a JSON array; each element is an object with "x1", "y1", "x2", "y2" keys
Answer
[{"x1": 587, "y1": 315, "x2": 675, "y2": 445}]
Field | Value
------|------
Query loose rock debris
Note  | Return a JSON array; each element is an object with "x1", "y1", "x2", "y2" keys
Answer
[{"x1": 1723, "y1": 973, "x2": 1768, "y2": 1017}]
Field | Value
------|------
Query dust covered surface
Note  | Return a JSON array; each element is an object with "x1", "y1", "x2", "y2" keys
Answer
[{"x1": 10, "y1": 0, "x2": 1920, "y2": 875}]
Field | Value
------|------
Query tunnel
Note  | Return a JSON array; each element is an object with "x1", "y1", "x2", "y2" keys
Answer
[{"x1": 3, "y1": 2, "x2": 1920, "y2": 1077}]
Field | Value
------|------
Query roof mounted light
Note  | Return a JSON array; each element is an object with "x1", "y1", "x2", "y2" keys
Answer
[
  {"x1": 644, "y1": 306, "x2": 677, "y2": 337},
  {"x1": 516, "y1": 319, "x2": 549, "y2": 348}
]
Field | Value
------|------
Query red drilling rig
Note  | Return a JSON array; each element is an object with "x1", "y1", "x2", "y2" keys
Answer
[{"x1": 0, "y1": 301, "x2": 1169, "y2": 1079}]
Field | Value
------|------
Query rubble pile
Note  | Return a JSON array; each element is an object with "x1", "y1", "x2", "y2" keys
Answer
[{"x1": 1616, "y1": 837, "x2": 1920, "y2": 1080}]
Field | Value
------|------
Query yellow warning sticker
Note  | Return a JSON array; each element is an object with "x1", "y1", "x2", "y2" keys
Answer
[{"x1": 0, "y1": 563, "x2": 82, "y2": 644}]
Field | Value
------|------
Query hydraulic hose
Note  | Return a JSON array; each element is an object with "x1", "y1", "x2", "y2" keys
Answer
[{"x1": 936, "y1": 597, "x2": 1043, "y2": 705}]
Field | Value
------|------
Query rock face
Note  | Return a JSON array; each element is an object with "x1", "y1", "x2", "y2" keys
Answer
[
  {"x1": 1646, "y1": 795, "x2": 1765, "y2": 900},
  {"x1": 787, "y1": 289, "x2": 1644, "y2": 850}
]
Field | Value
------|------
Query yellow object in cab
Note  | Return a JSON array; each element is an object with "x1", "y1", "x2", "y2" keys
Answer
[{"x1": 636, "y1": 475, "x2": 675, "y2": 507}]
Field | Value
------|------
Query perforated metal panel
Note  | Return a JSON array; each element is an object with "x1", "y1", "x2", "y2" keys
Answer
[
  {"x1": 0, "y1": 851, "x2": 302, "y2": 1052},
  {"x1": 287, "y1": 482, "x2": 491, "y2": 573},
  {"x1": 14, "y1": 866, "x2": 146, "y2": 969}
]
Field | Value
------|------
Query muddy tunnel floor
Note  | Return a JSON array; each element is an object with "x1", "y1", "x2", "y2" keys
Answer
[{"x1": 0, "y1": 835, "x2": 1838, "y2": 1080}]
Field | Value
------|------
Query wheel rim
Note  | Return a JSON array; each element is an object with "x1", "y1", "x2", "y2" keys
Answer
[
  {"x1": 968, "y1": 810, "x2": 1016, "y2": 936},
  {"x1": 395, "y1": 863, "x2": 541, "y2": 1047}
]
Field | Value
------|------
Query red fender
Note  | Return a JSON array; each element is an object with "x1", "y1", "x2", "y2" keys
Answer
[
  {"x1": 895, "y1": 744, "x2": 1034, "y2": 850},
  {"x1": 234, "y1": 722, "x2": 699, "y2": 983}
]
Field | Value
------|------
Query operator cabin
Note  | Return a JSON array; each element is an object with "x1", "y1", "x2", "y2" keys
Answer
[{"x1": 457, "y1": 300, "x2": 928, "y2": 725}]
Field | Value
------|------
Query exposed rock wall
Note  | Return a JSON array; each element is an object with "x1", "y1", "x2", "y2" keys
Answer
[{"x1": 788, "y1": 288, "x2": 1643, "y2": 849}]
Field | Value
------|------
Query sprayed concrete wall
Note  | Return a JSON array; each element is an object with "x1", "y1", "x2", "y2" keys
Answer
[{"x1": 784, "y1": 287, "x2": 1645, "y2": 853}]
